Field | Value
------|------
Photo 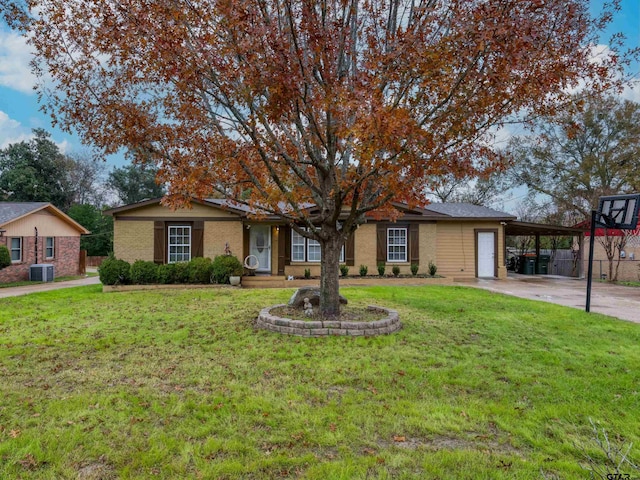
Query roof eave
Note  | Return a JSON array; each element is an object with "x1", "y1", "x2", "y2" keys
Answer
[
  {"x1": 0, "y1": 203, "x2": 90, "y2": 234},
  {"x1": 104, "y1": 197, "x2": 249, "y2": 218}
]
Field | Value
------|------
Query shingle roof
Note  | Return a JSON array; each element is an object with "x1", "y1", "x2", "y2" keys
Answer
[
  {"x1": 104, "y1": 197, "x2": 515, "y2": 222},
  {"x1": 424, "y1": 203, "x2": 516, "y2": 219},
  {"x1": 0, "y1": 202, "x2": 49, "y2": 226}
]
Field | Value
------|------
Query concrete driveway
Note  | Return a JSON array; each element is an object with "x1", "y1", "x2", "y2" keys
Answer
[
  {"x1": 459, "y1": 274, "x2": 640, "y2": 324},
  {"x1": 0, "y1": 275, "x2": 101, "y2": 299}
]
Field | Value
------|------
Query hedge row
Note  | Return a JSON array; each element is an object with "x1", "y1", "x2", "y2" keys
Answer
[
  {"x1": 0, "y1": 245, "x2": 11, "y2": 270},
  {"x1": 98, "y1": 255, "x2": 243, "y2": 286}
]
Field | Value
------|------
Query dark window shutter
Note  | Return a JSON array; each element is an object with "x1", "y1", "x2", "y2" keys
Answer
[
  {"x1": 284, "y1": 225, "x2": 291, "y2": 266},
  {"x1": 243, "y1": 225, "x2": 250, "y2": 260},
  {"x1": 192, "y1": 221, "x2": 204, "y2": 258},
  {"x1": 409, "y1": 223, "x2": 419, "y2": 265},
  {"x1": 154, "y1": 221, "x2": 165, "y2": 264},
  {"x1": 346, "y1": 232, "x2": 355, "y2": 266},
  {"x1": 376, "y1": 224, "x2": 386, "y2": 264},
  {"x1": 277, "y1": 226, "x2": 286, "y2": 275}
]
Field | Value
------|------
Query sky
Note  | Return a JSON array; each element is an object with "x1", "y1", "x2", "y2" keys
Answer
[{"x1": 0, "y1": 0, "x2": 638, "y2": 174}]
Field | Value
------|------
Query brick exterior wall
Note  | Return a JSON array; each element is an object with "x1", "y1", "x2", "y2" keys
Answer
[
  {"x1": 0, "y1": 236, "x2": 81, "y2": 283},
  {"x1": 114, "y1": 219, "x2": 245, "y2": 264},
  {"x1": 113, "y1": 221, "x2": 154, "y2": 263},
  {"x1": 203, "y1": 221, "x2": 244, "y2": 260},
  {"x1": 285, "y1": 223, "x2": 441, "y2": 278}
]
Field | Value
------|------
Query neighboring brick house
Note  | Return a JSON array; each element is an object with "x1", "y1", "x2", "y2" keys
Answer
[
  {"x1": 105, "y1": 198, "x2": 516, "y2": 280},
  {"x1": 0, "y1": 203, "x2": 90, "y2": 283}
]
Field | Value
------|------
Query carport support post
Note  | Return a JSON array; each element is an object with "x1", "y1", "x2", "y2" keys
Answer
[{"x1": 585, "y1": 210, "x2": 597, "y2": 313}]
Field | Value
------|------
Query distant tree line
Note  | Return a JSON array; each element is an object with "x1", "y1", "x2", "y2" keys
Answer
[{"x1": 0, "y1": 128, "x2": 166, "y2": 256}]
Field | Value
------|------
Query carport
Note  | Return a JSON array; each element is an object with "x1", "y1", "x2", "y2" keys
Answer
[{"x1": 505, "y1": 221, "x2": 586, "y2": 277}]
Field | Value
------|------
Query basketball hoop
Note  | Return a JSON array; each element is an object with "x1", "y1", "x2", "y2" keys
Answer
[
  {"x1": 627, "y1": 228, "x2": 640, "y2": 248},
  {"x1": 587, "y1": 193, "x2": 640, "y2": 313},
  {"x1": 597, "y1": 194, "x2": 640, "y2": 230}
]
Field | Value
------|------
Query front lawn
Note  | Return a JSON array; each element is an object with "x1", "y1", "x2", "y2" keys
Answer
[{"x1": 0, "y1": 285, "x2": 638, "y2": 479}]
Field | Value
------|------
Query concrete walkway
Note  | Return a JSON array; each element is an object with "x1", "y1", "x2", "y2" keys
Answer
[
  {"x1": 0, "y1": 275, "x2": 101, "y2": 299},
  {"x1": 459, "y1": 274, "x2": 640, "y2": 324}
]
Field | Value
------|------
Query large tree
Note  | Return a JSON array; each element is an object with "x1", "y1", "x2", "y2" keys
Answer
[
  {"x1": 0, "y1": 128, "x2": 75, "y2": 210},
  {"x1": 107, "y1": 164, "x2": 166, "y2": 206},
  {"x1": 3, "y1": 0, "x2": 627, "y2": 316},
  {"x1": 67, "y1": 203, "x2": 114, "y2": 256},
  {"x1": 508, "y1": 94, "x2": 640, "y2": 222},
  {"x1": 67, "y1": 152, "x2": 109, "y2": 207},
  {"x1": 507, "y1": 93, "x2": 640, "y2": 282}
]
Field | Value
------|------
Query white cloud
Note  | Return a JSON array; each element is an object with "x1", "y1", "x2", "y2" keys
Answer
[
  {"x1": 0, "y1": 110, "x2": 32, "y2": 148},
  {"x1": 0, "y1": 110, "x2": 72, "y2": 152},
  {"x1": 621, "y1": 80, "x2": 640, "y2": 103},
  {"x1": 56, "y1": 139, "x2": 71, "y2": 154},
  {"x1": 0, "y1": 30, "x2": 37, "y2": 94}
]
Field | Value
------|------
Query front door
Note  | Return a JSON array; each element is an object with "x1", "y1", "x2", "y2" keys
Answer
[
  {"x1": 477, "y1": 231, "x2": 496, "y2": 277},
  {"x1": 250, "y1": 225, "x2": 271, "y2": 273}
]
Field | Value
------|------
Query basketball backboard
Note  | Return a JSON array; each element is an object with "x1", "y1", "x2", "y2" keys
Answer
[{"x1": 597, "y1": 194, "x2": 640, "y2": 230}]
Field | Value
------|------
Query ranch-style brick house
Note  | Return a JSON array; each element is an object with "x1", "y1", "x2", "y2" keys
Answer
[
  {"x1": 0, "y1": 202, "x2": 90, "y2": 283},
  {"x1": 106, "y1": 198, "x2": 516, "y2": 280}
]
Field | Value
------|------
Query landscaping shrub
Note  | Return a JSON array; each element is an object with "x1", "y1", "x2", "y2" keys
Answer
[
  {"x1": 392, "y1": 265, "x2": 400, "y2": 277},
  {"x1": 212, "y1": 255, "x2": 243, "y2": 284},
  {"x1": 428, "y1": 261, "x2": 438, "y2": 276},
  {"x1": 157, "y1": 263, "x2": 178, "y2": 284},
  {"x1": 340, "y1": 264, "x2": 349, "y2": 277},
  {"x1": 377, "y1": 262, "x2": 386, "y2": 276},
  {"x1": 189, "y1": 257, "x2": 213, "y2": 284},
  {"x1": 304, "y1": 268, "x2": 311, "y2": 279},
  {"x1": 130, "y1": 260, "x2": 159, "y2": 284},
  {"x1": 0, "y1": 245, "x2": 10, "y2": 270},
  {"x1": 359, "y1": 265, "x2": 368, "y2": 277},
  {"x1": 410, "y1": 263, "x2": 419, "y2": 276},
  {"x1": 98, "y1": 257, "x2": 131, "y2": 285},
  {"x1": 173, "y1": 262, "x2": 191, "y2": 284}
]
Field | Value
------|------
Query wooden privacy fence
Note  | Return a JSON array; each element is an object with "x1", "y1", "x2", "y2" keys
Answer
[
  {"x1": 542, "y1": 249, "x2": 580, "y2": 277},
  {"x1": 86, "y1": 255, "x2": 109, "y2": 267},
  {"x1": 79, "y1": 250, "x2": 86, "y2": 275}
]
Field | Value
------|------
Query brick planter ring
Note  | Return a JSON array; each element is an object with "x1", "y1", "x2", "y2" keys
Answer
[{"x1": 255, "y1": 305, "x2": 401, "y2": 337}]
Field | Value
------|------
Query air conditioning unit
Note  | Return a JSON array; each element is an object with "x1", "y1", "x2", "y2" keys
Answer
[{"x1": 30, "y1": 264, "x2": 55, "y2": 282}]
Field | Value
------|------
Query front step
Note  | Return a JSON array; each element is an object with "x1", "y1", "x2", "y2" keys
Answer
[{"x1": 241, "y1": 275, "x2": 288, "y2": 288}]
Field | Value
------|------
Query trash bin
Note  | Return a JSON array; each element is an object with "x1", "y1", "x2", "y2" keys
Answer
[
  {"x1": 518, "y1": 255, "x2": 536, "y2": 275},
  {"x1": 536, "y1": 255, "x2": 550, "y2": 275}
]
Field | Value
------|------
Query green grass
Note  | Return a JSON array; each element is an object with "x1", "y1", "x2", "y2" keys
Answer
[
  {"x1": 0, "y1": 285, "x2": 639, "y2": 479},
  {"x1": 617, "y1": 280, "x2": 640, "y2": 287}
]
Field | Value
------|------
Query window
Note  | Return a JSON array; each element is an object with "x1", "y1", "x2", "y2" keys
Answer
[
  {"x1": 307, "y1": 237, "x2": 321, "y2": 262},
  {"x1": 168, "y1": 226, "x2": 191, "y2": 263},
  {"x1": 387, "y1": 228, "x2": 407, "y2": 262},
  {"x1": 291, "y1": 228, "x2": 345, "y2": 262},
  {"x1": 45, "y1": 237, "x2": 55, "y2": 259},
  {"x1": 10, "y1": 237, "x2": 22, "y2": 262},
  {"x1": 292, "y1": 230, "x2": 306, "y2": 262}
]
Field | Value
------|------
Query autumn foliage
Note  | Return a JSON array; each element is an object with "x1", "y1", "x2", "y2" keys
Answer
[{"x1": 1, "y1": 0, "x2": 627, "y2": 315}]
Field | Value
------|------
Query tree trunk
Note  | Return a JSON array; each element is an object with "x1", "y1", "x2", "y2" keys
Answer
[
  {"x1": 608, "y1": 255, "x2": 614, "y2": 281},
  {"x1": 319, "y1": 231, "x2": 343, "y2": 318}
]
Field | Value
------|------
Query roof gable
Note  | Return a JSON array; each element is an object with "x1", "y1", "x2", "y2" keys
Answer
[
  {"x1": 0, "y1": 202, "x2": 90, "y2": 234},
  {"x1": 0, "y1": 202, "x2": 49, "y2": 225}
]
